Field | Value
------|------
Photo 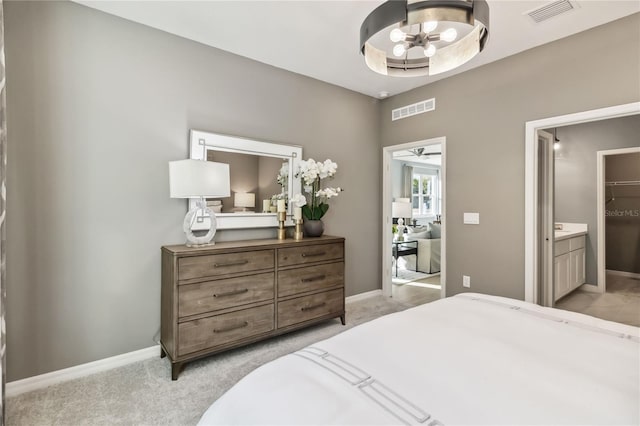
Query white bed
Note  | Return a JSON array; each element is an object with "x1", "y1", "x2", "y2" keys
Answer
[{"x1": 199, "y1": 293, "x2": 640, "y2": 425}]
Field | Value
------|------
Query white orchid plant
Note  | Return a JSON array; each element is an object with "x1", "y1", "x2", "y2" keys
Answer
[{"x1": 294, "y1": 158, "x2": 343, "y2": 220}]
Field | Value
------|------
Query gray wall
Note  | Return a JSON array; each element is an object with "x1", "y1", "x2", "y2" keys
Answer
[
  {"x1": 553, "y1": 116, "x2": 640, "y2": 284},
  {"x1": 379, "y1": 13, "x2": 640, "y2": 299},
  {"x1": 5, "y1": 1, "x2": 379, "y2": 381},
  {"x1": 605, "y1": 152, "x2": 640, "y2": 274}
]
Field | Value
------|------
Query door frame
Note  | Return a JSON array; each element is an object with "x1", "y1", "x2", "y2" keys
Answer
[
  {"x1": 537, "y1": 130, "x2": 555, "y2": 307},
  {"x1": 382, "y1": 137, "x2": 446, "y2": 299},
  {"x1": 524, "y1": 102, "x2": 640, "y2": 303},
  {"x1": 596, "y1": 146, "x2": 640, "y2": 293}
]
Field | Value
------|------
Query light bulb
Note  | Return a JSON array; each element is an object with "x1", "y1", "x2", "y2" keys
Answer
[
  {"x1": 554, "y1": 142, "x2": 560, "y2": 151},
  {"x1": 440, "y1": 28, "x2": 457, "y2": 42},
  {"x1": 423, "y1": 21, "x2": 438, "y2": 32},
  {"x1": 392, "y1": 44, "x2": 406, "y2": 57},
  {"x1": 390, "y1": 28, "x2": 406, "y2": 43},
  {"x1": 424, "y1": 44, "x2": 436, "y2": 57}
]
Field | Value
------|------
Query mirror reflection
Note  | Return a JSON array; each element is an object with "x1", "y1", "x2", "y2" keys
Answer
[{"x1": 206, "y1": 150, "x2": 288, "y2": 213}]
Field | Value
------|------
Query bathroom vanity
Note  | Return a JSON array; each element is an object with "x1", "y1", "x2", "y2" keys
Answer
[{"x1": 554, "y1": 223, "x2": 587, "y2": 301}]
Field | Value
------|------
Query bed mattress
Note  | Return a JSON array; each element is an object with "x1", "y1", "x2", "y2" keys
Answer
[{"x1": 198, "y1": 293, "x2": 640, "y2": 425}]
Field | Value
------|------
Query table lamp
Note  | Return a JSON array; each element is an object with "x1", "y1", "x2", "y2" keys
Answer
[
  {"x1": 169, "y1": 159, "x2": 230, "y2": 247},
  {"x1": 392, "y1": 201, "x2": 412, "y2": 242},
  {"x1": 234, "y1": 192, "x2": 255, "y2": 212}
]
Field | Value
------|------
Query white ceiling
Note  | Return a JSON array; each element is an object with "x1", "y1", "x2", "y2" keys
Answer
[{"x1": 75, "y1": 0, "x2": 639, "y2": 99}]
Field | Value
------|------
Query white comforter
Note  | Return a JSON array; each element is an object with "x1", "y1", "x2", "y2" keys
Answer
[{"x1": 199, "y1": 293, "x2": 640, "y2": 425}]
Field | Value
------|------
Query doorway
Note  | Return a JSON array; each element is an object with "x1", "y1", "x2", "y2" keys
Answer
[
  {"x1": 596, "y1": 147, "x2": 640, "y2": 293},
  {"x1": 524, "y1": 102, "x2": 640, "y2": 306},
  {"x1": 382, "y1": 137, "x2": 446, "y2": 302}
]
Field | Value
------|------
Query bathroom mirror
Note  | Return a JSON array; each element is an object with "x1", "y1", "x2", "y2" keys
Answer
[{"x1": 189, "y1": 130, "x2": 302, "y2": 230}]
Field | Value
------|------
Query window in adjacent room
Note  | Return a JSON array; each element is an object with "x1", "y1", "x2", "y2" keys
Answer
[{"x1": 412, "y1": 173, "x2": 438, "y2": 216}]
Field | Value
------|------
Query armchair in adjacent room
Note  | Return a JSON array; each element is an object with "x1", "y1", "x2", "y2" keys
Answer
[{"x1": 397, "y1": 223, "x2": 441, "y2": 274}]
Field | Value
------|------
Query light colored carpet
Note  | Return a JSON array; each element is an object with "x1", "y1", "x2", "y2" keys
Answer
[
  {"x1": 7, "y1": 294, "x2": 424, "y2": 426},
  {"x1": 555, "y1": 273, "x2": 640, "y2": 327}
]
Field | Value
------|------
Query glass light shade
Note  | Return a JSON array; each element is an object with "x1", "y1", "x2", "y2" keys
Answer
[
  {"x1": 392, "y1": 44, "x2": 406, "y2": 57},
  {"x1": 424, "y1": 21, "x2": 438, "y2": 32},
  {"x1": 440, "y1": 28, "x2": 458, "y2": 42},
  {"x1": 360, "y1": 0, "x2": 489, "y2": 77},
  {"x1": 424, "y1": 44, "x2": 436, "y2": 57},
  {"x1": 389, "y1": 28, "x2": 406, "y2": 43},
  {"x1": 169, "y1": 159, "x2": 230, "y2": 198},
  {"x1": 234, "y1": 192, "x2": 255, "y2": 208}
]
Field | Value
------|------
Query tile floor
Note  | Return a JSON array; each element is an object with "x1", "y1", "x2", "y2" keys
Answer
[
  {"x1": 555, "y1": 273, "x2": 640, "y2": 327},
  {"x1": 392, "y1": 273, "x2": 441, "y2": 305}
]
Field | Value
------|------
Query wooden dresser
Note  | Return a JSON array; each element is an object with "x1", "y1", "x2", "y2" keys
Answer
[{"x1": 161, "y1": 235, "x2": 345, "y2": 379}]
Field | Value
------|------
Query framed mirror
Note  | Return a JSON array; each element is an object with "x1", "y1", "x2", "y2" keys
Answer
[{"x1": 189, "y1": 130, "x2": 302, "y2": 230}]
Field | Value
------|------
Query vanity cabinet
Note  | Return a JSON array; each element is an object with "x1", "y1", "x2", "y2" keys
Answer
[
  {"x1": 161, "y1": 236, "x2": 345, "y2": 380},
  {"x1": 554, "y1": 235, "x2": 585, "y2": 301}
]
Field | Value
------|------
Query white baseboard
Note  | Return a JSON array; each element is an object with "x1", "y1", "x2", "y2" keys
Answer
[
  {"x1": 346, "y1": 289, "x2": 383, "y2": 303},
  {"x1": 606, "y1": 269, "x2": 640, "y2": 280},
  {"x1": 8, "y1": 291, "x2": 385, "y2": 397},
  {"x1": 6, "y1": 345, "x2": 159, "y2": 397}
]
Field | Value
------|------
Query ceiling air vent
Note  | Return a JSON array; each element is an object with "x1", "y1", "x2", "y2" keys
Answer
[
  {"x1": 526, "y1": 0, "x2": 577, "y2": 24},
  {"x1": 392, "y1": 98, "x2": 435, "y2": 121}
]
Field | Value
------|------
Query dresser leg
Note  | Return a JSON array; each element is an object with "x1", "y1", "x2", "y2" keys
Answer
[
  {"x1": 171, "y1": 362, "x2": 183, "y2": 380},
  {"x1": 160, "y1": 346, "x2": 167, "y2": 359},
  {"x1": 340, "y1": 314, "x2": 346, "y2": 325}
]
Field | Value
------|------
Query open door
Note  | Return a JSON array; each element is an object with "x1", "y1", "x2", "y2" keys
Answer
[{"x1": 537, "y1": 130, "x2": 555, "y2": 307}]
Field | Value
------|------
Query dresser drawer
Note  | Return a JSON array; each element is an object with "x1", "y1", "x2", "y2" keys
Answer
[
  {"x1": 278, "y1": 262, "x2": 344, "y2": 297},
  {"x1": 178, "y1": 304, "x2": 274, "y2": 356},
  {"x1": 277, "y1": 288, "x2": 343, "y2": 329},
  {"x1": 179, "y1": 272, "x2": 274, "y2": 318},
  {"x1": 278, "y1": 242, "x2": 343, "y2": 267},
  {"x1": 178, "y1": 250, "x2": 274, "y2": 281}
]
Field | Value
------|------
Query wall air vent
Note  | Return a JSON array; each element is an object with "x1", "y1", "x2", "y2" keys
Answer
[
  {"x1": 391, "y1": 98, "x2": 435, "y2": 121},
  {"x1": 526, "y1": 0, "x2": 578, "y2": 24}
]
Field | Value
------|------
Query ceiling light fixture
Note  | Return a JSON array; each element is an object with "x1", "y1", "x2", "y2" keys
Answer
[{"x1": 360, "y1": 0, "x2": 490, "y2": 77}]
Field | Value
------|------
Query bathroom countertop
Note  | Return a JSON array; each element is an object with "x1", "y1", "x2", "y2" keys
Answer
[
  {"x1": 554, "y1": 229, "x2": 587, "y2": 241},
  {"x1": 554, "y1": 222, "x2": 588, "y2": 241}
]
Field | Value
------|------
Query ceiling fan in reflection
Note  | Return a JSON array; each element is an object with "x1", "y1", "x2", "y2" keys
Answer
[{"x1": 396, "y1": 147, "x2": 442, "y2": 158}]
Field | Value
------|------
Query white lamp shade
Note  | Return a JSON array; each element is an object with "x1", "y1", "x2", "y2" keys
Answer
[
  {"x1": 234, "y1": 192, "x2": 255, "y2": 208},
  {"x1": 169, "y1": 159, "x2": 230, "y2": 198},
  {"x1": 392, "y1": 201, "x2": 412, "y2": 218}
]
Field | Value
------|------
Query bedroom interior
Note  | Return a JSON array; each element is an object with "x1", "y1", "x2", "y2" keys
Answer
[{"x1": 2, "y1": 0, "x2": 639, "y2": 424}]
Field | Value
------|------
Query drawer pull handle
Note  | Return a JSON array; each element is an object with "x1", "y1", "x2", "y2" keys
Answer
[
  {"x1": 301, "y1": 302, "x2": 326, "y2": 312},
  {"x1": 214, "y1": 260, "x2": 249, "y2": 268},
  {"x1": 301, "y1": 251, "x2": 326, "y2": 258},
  {"x1": 213, "y1": 288, "x2": 249, "y2": 298},
  {"x1": 301, "y1": 275, "x2": 326, "y2": 283},
  {"x1": 214, "y1": 321, "x2": 249, "y2": 333}
]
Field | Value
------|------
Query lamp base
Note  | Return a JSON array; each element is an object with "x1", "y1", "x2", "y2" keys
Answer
[
  {"x1": 184, "y1": 201, "x2": 217, "y2": 247},
  {"x1": 186, "y1": 242, "x2": 215, "y2": 248}
]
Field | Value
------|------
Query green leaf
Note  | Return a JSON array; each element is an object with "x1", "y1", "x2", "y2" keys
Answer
[
  {"x1": 316, "y1": 203, "x2": 329, "y2": 219},
  {"x1": 302, "y1": 205, "x2": 312, "y2": 220}
]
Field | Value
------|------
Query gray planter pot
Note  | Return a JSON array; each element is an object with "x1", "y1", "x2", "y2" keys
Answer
[{"x1": 303, "y1": 219, "x2": 324, "y2": 237}]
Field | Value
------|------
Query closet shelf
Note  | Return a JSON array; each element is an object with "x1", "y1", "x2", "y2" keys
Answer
[{"x1": 605, "y1": 180, "x2": 640, "y2": 186}]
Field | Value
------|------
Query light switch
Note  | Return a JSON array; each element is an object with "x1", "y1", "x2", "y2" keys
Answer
[{"x1": 464, "y1": 212, "x2": 480, "y2": 224}]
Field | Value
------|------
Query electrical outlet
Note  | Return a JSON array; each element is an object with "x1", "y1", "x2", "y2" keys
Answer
[{"x1": 463, "y1": 275, "x2": 471, "y2": 288}]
